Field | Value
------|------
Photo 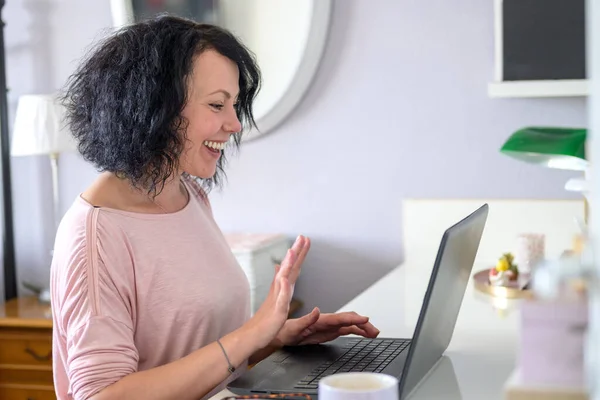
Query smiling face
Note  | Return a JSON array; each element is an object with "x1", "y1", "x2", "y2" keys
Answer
[{"x1": 178, "y1": 49, "x2": 242, "y2": 179}]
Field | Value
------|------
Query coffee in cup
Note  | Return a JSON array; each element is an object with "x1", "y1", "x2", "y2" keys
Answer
[{"x1": 318, "y1": 372, "x2": 399, "y2": 400}]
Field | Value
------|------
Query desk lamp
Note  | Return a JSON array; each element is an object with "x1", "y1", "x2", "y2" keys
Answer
[
  {"x1": 500, "y1": 126, "x2": 589, "y2": 221},
  {"x1": 500, "y1": 126, "x2": 587, "y2": 170}
]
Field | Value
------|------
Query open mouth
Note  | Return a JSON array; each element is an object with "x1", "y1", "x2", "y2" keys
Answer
[{"x1": 203, "y1": 140, "x2": 226, "y2": 154}]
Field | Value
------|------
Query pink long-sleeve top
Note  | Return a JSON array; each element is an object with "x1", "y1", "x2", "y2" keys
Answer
[{"x1": 50, "y1": 175, "x2": 251, "y2": 400}]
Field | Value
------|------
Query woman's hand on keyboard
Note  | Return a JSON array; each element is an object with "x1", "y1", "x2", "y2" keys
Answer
[{"x1": 274, "y1": 309, "x2": 381, "y2": 347}]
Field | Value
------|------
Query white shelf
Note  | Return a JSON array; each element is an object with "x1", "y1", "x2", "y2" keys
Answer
[{"x1": 488, "y1": 79, "x2": 589, "y2": 98}]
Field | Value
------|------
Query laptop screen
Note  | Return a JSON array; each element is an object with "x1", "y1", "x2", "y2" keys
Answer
[{"x1": 399, "y1": 204, "x2": 488, "y2": 398}]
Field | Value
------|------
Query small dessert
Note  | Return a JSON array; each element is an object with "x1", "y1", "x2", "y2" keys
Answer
[{"x1": 489, "y1": 252, "x2": 519, "y2": 287}]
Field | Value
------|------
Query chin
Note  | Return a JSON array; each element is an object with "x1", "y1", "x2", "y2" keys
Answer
[
  {"x1": 181, "y1": 154, "x2": 219, "y2": 179},
  {"x1": 186, "y1": 166, "x2": 217, "y2": 180}
]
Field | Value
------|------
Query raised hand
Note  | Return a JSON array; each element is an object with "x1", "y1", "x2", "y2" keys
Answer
[{"x1": 244, "y1": 235, "x2": 311, "y2": 348}]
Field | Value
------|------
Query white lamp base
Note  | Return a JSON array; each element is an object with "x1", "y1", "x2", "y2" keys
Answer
[
  {"x1": 22, "y1": 281, "x2": 52, "y2": 304},
  {"x1": 38, "y1": 288, "x2": 51, "y2": 304}
]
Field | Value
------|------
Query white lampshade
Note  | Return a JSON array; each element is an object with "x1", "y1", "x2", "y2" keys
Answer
[{"x1": 11, "y1": 94, "x2": 76, "y2": 157}]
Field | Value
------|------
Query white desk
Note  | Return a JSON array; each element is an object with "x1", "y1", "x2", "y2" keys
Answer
[{"x1": 213, "y1": 260, "x2": 519, "y2": 399}]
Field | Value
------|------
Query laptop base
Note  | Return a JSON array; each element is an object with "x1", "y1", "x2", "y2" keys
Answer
[{"x1": 228, "y1": 337, "x2": 411, "y2": 397}]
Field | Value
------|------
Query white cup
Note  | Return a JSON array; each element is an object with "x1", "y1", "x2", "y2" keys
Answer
[{"x1": 318, "y1": 372, "x2": 399, "y2": 400}]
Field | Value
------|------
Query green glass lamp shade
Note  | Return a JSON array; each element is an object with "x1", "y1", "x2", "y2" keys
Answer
[{"x1": 500, "y1": 127, "x2": 588, "y2": 171}]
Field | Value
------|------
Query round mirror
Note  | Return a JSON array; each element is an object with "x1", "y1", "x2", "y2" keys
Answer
[{"x1": 109, "y1": 0, "x2": 332, "y2": 141}]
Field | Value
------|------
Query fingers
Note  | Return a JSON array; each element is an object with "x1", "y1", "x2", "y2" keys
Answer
[
  {"x1": 276, "y1": 235, "x2": 311, "y2": 287},
  {"x1": 338, "y1": 325, "x2": 369, "y2": 337},
  {"x1": 293, "y1": 310, "x2": 381, "y2": 346},
  {"x1": 298, "y1": 307, "x2": 320, "y2": 328},
  {"x1": 304, "y1": 311, "x2": 380, "y2": 337},
  {"x1": 289, "y1": 307, "x2": 320, "y2": 337},
  {"x1": 357, "y1": 321, "x2": 380, "y2": 338},
  {"x1": 271, "y1": 267, "x2": 281, "y2": 294},
  {"x1": 272, "y1": 235, "x2": 310, "y2": 304},
  {"x1": 289, "y1": 236, "x2": 310, "y2": 283},
  {"x1": 299, "y1": 330, "x2": 342, "y2": 345},
  {"x1": 275, "y1": 275, "x2": 292, "y2": 313},
  {"x1": 269, "y1": 263, "x2": 282, "y2": 292},
  {"x1": 299, "y1": 324, "x2": 376, "y2": 345},
  {"x1": 271, "y1": 244, "x2": 301, "y2": 314},
  {"x1": 313, "y1": 312, "x2": 370, "y2": 330},
  {"x1": 330, "y1": 313, "x2": 379, "y2": 337},
  {"x1": 277, "y1": 248, "x2": 297, "y2": 281}
]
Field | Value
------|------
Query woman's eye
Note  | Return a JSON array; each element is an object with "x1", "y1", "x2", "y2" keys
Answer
[{"x1": 210, "y1": 103, "x2": 224, "y2": 111}]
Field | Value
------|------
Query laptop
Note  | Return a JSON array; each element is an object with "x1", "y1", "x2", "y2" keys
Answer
[{"x1": 228, "y1": 203, "x2": 489, "y2": 399}]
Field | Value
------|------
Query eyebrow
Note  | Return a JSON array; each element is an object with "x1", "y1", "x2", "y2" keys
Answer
[{"x1": 208, "y1": 89, "x2": 238, "y2": 99}]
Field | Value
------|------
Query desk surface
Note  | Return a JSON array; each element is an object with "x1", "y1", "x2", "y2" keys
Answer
[{"x1": 213, "y1": 262, "x2": 519, "y2": 399}]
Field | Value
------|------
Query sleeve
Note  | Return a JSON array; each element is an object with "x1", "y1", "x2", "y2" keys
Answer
[{"x1": 52, "y1": 207, "x2": 139, "y2": 400}]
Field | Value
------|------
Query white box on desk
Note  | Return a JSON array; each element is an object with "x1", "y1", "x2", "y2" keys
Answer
[
  {"x1": 504, "y1": 368, "x2": 589, "y2": 400},
  {"x1": 225, "y1": 233, "x2": 290, "y2": 314}
]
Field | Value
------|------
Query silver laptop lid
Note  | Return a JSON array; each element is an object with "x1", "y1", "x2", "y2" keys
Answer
[{"x1": 399, "y1": 204, "x2": 489, "y2": 399}]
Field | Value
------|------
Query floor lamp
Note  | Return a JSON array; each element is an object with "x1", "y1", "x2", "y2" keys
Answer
[
  {"x1": 0, "y1": 0, "x2": 16, "y2": 302},
  {"x1": 10, "y1": 94, "x2": 75, "y2": 302}
]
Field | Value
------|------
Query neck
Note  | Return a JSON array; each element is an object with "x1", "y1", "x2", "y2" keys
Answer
[
  {"x1": 152, "y1": 174, "x2": 186, "y2": 203},
  {"x1": 108, "y1": 171, "x2": 189, "y2": 213}
]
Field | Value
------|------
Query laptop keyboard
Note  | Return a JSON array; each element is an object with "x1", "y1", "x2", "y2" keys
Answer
[{"x1": 293, "y1": 338, "x2": 410, "y2": 390}]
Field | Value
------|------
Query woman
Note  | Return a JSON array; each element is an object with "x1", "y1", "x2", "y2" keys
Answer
[{"x1": 50, "y1": 14, "x2": 379, "y2": 400}]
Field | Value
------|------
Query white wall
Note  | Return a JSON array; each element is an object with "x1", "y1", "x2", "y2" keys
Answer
[
  {"x1": 2, "y1": 1, "x2": 587, "y2": 315},
  {"x1": 208, "y1": 0, "x2": 586, "y2": 314}
]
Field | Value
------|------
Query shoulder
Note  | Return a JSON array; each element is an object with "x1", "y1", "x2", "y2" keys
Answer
[
  {"x1": 54, "y1": 196, "x2": 129, "y2": 260},
  {"x1": 51, "y1": 197, "x2": 135, "y2": 323}
]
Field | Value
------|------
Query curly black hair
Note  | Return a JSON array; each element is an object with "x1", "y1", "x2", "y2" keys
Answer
[{"x1": 60, "y1": 14, "x2": 261, "y2": 196}]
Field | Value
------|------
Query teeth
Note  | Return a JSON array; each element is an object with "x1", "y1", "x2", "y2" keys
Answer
[{"x1": 203, "y1": 140, "x2": 226, "y2": 150}]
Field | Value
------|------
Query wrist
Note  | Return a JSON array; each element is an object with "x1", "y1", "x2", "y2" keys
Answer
[
  {"x1": 248, "y1": 336, "x2": 285, "y2": 366},
  {"x1": 241, "y1": 318, "x2": 272, "y2": 350},
  {"x1": 272, "y1": 322, "x2": 289, "y2": 348},
  {"x1": 270, "y1": 334, "x2": 285, "y2": 350},
  {"x1": 219, "y1": 325, "x2": 260, "y2": 369}
]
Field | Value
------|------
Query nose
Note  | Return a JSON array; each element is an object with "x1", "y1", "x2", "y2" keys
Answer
[{"x1": 223, "y1": 108, "x2": 242, "y2": 134}]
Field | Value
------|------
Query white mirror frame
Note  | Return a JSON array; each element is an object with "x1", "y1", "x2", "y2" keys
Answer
[{"x1": 109, "y1": 0, "x2": 333, "y2": 142}]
